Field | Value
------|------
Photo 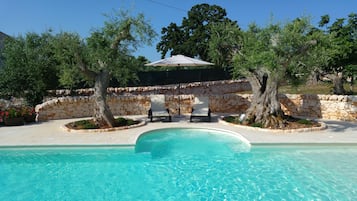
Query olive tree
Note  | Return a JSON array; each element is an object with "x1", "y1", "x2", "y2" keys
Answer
[
  {"x1": 232, "y1": 18, "x2": 328, "y2": 128},
  {"x1": 318, "y1": 13, "x2": 357, "y2": 94},
  {"x1": 208, "y1": 21, "x2": 242, "y2": 70},
  {"x1": 54, "y1": 11, "x2": 156, "y2": 127}
]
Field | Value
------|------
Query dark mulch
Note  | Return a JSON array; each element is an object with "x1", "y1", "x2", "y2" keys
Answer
[
  {"x1": 66, "y1": 117, "x2": 140, "y2": 130},
  {"x1": 223, "y1": 115, "x2": 321, "y2": 130}
]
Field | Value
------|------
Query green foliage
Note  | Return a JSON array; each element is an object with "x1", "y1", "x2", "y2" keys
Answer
[
  {"x1": 297, "y1": 119, "x2": 313, "y2": 125},
  {"x1": 233, "y1": 17, "x2": 327, "y2": 84},
  {"x1": 251, "y1": 122, "x2": 263, "y2": 128},
  {"x1": 7, "y1": 108, "x2": 22, "y2": 118},
  {"x1": 0, "y1": 31, "x2": 59, "y2": 106},
  {"x1": 223, "y1": 115, "x2": 263, "y2": 127},
  {"x1": 110, "y1": 55, "x2": 142, "y2": 86},
  {"x1": 58, "y1": 67, "x2": 89, "y2": 89},
  {"x1": 318, "y1": 13, "x2": 357, "y2": 81},
  {"x1": 208, "y1": 21, "x2": 242, "y2": 69},
  {"x1": 157, "y1": 3, "x2": 237, "y2": 61},
  {"x1": 0, "y1": 10, "x2": 156, "y2": 108},
  {"x1": 223, "y1": 116, "x2": 240, "y2": 124},
  {"x1": 115, "y1": 117, "x2": 138, "y2": 126},
  {"x1": 0, "y1": 106, "x2": 36, "y2": 119},
  {"x1": 69, "y1": 117, "x2": 138, "y2": 129},
  {"x1": 55, "y1": 10, "x2": 157, "y2": 87},
  {"x1": 52, "y1": 32, "x2": 95, "y2": 88},
  {"x1": 72, "y1": 120, "x2": 99, "y2": 129}
]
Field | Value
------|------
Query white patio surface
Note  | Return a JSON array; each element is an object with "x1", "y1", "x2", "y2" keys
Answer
[{"x1": 0, "y1": 114, "x2": 356, "y2": 147}]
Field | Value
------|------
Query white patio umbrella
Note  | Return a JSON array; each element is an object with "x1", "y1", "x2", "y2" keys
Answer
[
  {"x1": 145, "y1": 54, "x2": 214, "y2": 115},
  {"x1": 145, "y1": 54, "x2": 214, "y2": 67}
]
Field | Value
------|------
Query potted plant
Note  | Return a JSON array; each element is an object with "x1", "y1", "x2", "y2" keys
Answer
[
  {"x1": 23, "y1": 106, "x2": 37, "y2": 123},
  {"x1": 0, "y1": 111, "x2": 5, "y2": 126},
  {"x1": 2, "y1": 107, "x2": 25, "y2": 126}
]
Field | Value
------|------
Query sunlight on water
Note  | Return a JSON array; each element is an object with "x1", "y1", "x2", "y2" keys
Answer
[
  {"x1": 135, "y1": 128, "x2": 250, "y2": 159},
  {"x1": 0, "y1": 128, "x2": 356, "y2": 201}
]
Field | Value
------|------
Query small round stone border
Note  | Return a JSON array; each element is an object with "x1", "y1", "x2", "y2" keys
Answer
[
  {"x1": 218, "y1": 117, "x2": 327, "y2": 133},
  {"x1": 61, "y1": 119, "x2": 147, "y2": 133}
]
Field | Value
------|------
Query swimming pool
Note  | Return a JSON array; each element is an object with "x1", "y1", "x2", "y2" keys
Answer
[{"x1": 0, "y1": 128, "x2": 356, "y2": 201}]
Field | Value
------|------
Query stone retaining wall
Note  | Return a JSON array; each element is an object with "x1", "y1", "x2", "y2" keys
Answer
[
  {"x1": 0, "y1": 98, "x2": 26, "y2": 109},
  {"x1": 36, "y1": 93, "x2": 357, "y2": 121},
  {"x1": 45, "y1": 80, "x2": 251, "y2": 98},
  {"x1": 280, "y1": 94, "x2": 357, "y2": 120}
]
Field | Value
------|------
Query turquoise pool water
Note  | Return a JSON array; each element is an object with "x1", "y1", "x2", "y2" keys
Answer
[{"x1": 0, "y1": 128, "x2": 356, "y2": 201}]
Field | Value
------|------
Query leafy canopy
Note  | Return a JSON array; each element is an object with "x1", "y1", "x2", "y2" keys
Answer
[
  {"x1": 54, "y1": 10, "x2": 157, "y2": 88},
  {"x1": 157, "y1": 3, "x2": 237, "y2": 61},
  {"x1": 0, "y1": 31, "x2": 59, "y2": 105},
  {"x1": 0, "y1": 10, "x2": 156, "y2": 106},
  {"x1": 318, "y1": 13, "x2": 357, "y2": 73},
  {"x1": 233, "y1": 17, "x2": 328, "y2": 85},
  {"x1": 208, "y1": 21, "x2": 242, "y2": 69}
]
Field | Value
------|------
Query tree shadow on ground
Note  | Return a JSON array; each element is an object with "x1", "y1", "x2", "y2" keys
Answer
[
  {"x1": 279, "y1": 94, "x2": 322, "y2": 119},
  {"x1": 322, "y1": 120, "x2": 357, "y2": 133}
]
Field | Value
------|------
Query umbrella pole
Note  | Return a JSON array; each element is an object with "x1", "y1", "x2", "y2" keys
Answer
[{"x1": 178, "y1": 83, "x2": 181, "y2": 115}]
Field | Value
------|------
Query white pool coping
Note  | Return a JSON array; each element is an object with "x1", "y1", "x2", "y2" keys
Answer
[{"x1": 0, "y1": 114, "x2": 357, "y2": 147}]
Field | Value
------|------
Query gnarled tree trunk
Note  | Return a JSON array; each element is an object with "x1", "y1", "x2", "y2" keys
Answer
[
  {"x1": 93, "y1": 69, "x2": 116, "y2": 127},
  {"x1": 307, "y1": 69, "x2": 321, "y2": 85},
  {"x1": 76, "y1": 55, "x2": 117, "y2": 128},
  {"x1": 71, "y1": 21, "x2": 135, "y2": 128},
  {"x1": 349, "y1": 76, "x2": 354, "y2": 93},
  {"x1": 243, "y1": 70, "x2": 285, "y2": 129},
  {"x1": 332, "y1": 72, "x2": 345, "y2": 95}
]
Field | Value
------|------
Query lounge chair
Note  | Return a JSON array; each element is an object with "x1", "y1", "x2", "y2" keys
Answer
[
  {"x1": 190, "y1": 96, "x2": 211, "y2": 122},
  {"x1": 148, "y1": 94, "x2": 172, "y2": 122}
]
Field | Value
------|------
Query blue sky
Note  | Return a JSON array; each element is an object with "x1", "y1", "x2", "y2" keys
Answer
[{"x1": 0, "y1": 0, "x2": 355, "y2": 61}]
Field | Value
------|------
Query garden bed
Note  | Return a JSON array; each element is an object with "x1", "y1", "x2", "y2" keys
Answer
[
  {"x1": 221, "y1": 115, "x2": 326, "y2": 133},
  {"x1": 63, "y1": 117, "x2": 146, "y2": 133}
]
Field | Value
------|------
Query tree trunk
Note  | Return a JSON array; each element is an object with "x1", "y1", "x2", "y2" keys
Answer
[
  {"x1": 332, "y1": 72, "x2": 345, "y2": 95},
  {"x1": 307, "y1": 70, "x2": 320, "y2": 85},
  {"x1": 93, "y1": 70, "x2": 116, "y2": 128},
  {"x1": 243, "y1": 70, "x2": 285, "y2": 129},
  {"x1": 349, "y1": 76, "x2": 354, "y2": 93}
]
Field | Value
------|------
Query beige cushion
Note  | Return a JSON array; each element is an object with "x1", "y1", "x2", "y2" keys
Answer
[{"x1": 192, "y1": 96, "x2": 209, "y2": 116}]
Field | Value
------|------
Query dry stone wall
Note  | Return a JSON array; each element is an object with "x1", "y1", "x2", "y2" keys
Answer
[
  {"x1": 280, "y1": 94, "x2": 357, "y2": 120},
  {"x1": 36, "y1": 80, "x2": 357, "y2": 121},
  {"x1": 0, "y1": 98, "x2": 26, "y2": 109},
  {"x1": 45, "y1": 80, "x2": 251, "y2": 98},
  {"x1": 36, "y1": 94, "x2": 357, "y2": 121}
]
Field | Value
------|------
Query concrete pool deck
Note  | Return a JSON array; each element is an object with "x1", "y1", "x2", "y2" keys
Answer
[{"x1": 0, "y1": 114, "x2": 357, "y2": 147}]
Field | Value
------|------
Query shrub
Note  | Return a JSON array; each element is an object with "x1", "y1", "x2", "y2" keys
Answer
[
  {"x1": 251, "y1": 122, "x2": 263, "y2": 128},
  {"x1": 73, "y1": 120, "x2": 99, "y2": 129},
  {"x1": 297, "y1": 119, "x2": 313, "y2": 125},
  {"x1": 223, "y1": 116, "x2": 240, "y2": 124},
  {"x1": 115, "y1": 117, "x2": 138, "y2": 127},
  {"x1": 68, "y1": 117, "x2": 139, "y2": 130}
]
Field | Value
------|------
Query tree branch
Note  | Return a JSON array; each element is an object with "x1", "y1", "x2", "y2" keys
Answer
[
  {"x1": 110, "y1": 21, "x2": 133, "y2": 50},
  {"x1": 75, "y1": 52, "x2": 97, "y2": 80},
  {"x1": 298, "y1": 40, "x2": 317, "y2": 54}
]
